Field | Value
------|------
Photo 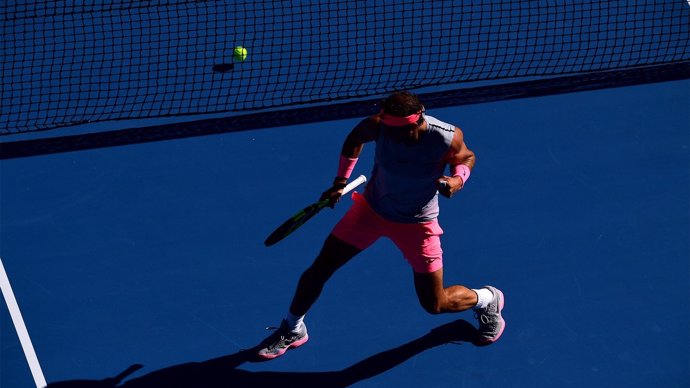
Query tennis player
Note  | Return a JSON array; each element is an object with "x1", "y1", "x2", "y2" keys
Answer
[{"x1": 257, "y1": 91, "x2": 505, "y2": 359}]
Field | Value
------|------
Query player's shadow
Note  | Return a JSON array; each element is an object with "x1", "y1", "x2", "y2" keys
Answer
[{"x1": 46, "y1": 318, "x2": 480, "y2": 388}]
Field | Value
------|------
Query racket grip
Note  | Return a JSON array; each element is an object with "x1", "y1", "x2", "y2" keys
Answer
[{"x1": 342, "y1": 174, "x2": 367, "y2": 195}]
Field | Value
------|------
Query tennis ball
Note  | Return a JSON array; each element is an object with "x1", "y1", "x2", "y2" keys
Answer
[{"x1": 233, "y1": 46, "x2": 248, "y2": 62}]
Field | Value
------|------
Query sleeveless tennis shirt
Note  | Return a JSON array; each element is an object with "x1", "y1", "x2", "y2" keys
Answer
[{"x1": 363, "y1": 115, "x2": 455, "y2": 223}]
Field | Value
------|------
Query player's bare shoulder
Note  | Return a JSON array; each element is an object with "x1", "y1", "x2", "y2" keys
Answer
[
  {"x1": 350, "y1": 115, "x2": 381, "y2": 142},
  {"x1": 451, "y1": 126, "x2": 465, "y2": 147},
  {"x1": 444, "y1": 125, "x2": 475, "y2": 166}
]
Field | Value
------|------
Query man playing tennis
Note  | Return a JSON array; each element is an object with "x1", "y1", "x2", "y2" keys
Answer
[{"x1": 257, "y1": 91, "x2": 505, "y2": 359}]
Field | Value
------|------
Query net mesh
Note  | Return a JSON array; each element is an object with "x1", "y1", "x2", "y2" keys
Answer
[{"x1": 2, "y1": 0, "x2": 689, "y2": 135}]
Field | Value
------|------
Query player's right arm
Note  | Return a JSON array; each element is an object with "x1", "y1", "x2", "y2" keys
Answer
[
  {"x1": 322, "y1": 116, "x2": 380, "y2": 206},
  {"x1": 340, "y1": 115, "x2": 380, "y2": 159}
]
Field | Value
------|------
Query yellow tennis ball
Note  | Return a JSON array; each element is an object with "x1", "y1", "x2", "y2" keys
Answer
[{"x1": 233, "y1": 46, "x2": 248, "y2": 62}]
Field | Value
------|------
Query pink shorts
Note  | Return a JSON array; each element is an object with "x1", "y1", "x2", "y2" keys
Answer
[{"x1": 331, "y1": 192, "x2": 444, "y2": 273}]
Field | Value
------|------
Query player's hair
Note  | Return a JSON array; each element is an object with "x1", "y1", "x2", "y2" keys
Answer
[
  {"x1": 381, "y1": 91, "x2": 424, "y2": 117},
  {"x1": 379, "y1": 91, "x2": 425, "y2": 144}
]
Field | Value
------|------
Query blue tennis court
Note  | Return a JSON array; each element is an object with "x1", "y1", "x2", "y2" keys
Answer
[{"x1": 1, "y1": 79, "x2": 688, "y2": 387}]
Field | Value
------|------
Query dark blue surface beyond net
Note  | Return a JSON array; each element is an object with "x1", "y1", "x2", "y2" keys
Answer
[{"x1": 2, "y1": 0, "x2": 689, "y2": 135}]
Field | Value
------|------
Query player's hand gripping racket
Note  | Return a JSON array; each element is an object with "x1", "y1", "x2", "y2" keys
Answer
[{"x1": 264, "y1": 175, "x2": 367, "y2": 247}]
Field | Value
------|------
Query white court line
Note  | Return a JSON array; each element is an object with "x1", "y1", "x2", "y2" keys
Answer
[{"x1": 0, "y1": 256, "x2": 47, "y2": 388}]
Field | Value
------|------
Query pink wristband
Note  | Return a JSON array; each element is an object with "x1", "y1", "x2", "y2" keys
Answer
[
  {"x1": 451, "y1": 164, "x2": 471, "y2": 183},
  {"x1": 337, "y1": 155, "x2": 358, "y2": 179}
]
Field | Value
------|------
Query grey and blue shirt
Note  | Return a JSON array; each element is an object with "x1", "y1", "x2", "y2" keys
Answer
[{"x1": 363, "y1": 115, "x2": 455, "y2": 223}]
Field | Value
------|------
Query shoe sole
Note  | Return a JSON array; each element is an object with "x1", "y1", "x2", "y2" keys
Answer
[
  {"x1": 257, "y1": 334, "x2": 309, "y2": 360},
  {"x1": 479, "y1": 288, "x2": 505, "y2": 344}
]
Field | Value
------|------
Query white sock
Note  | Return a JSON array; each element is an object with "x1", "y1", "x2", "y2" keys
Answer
[
  {"x1": 286, "y1": 311, "x2": 305, "y2": 331},
  {"x1": 472, "y1": 288, "x2": 494, "y2": 310}
]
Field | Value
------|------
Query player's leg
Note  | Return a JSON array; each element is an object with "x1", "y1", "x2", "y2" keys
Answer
[
  {"x1": 257, "y1": 193, "x2": 379, "y2": 359},
  {"x1": 289, "y1": 193, "x2": 381, "y2": 316},
  {"x1": 256, "y1": 234, "x2": 361, "y2": 360},
  {"x1": 412, "y1": 269, "x2": 505, "y2": 344},
  {"x1": 389, "y1": 219, "x2": 475, "y2": 313},
  {"x1": 289, "y1": 234, "x2": 362, "y2": 316},
  {"x1": 412, "y1": 268, "x2": 478, "y2": 314},
  {"x1": 391, "y1": 219, "x2": 505, "y2": 343}
]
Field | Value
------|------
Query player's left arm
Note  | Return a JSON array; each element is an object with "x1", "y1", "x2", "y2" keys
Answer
[{"x1": 437, "y1": 127, "x2": 476, "y2": 198}]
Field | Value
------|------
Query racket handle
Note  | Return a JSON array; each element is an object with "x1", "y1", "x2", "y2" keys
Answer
[{"x1": 342, "y1": 174, "x2": 367, "y2": 195}]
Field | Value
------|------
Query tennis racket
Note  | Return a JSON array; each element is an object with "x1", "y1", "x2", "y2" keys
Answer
[{"x1": 264, "y1": 174, "x2": 367, "y2": 247}]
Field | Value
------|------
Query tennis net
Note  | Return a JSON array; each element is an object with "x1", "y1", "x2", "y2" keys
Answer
[{"x1": 1, "y1": 1, "x2": 689, "y2": 144}]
